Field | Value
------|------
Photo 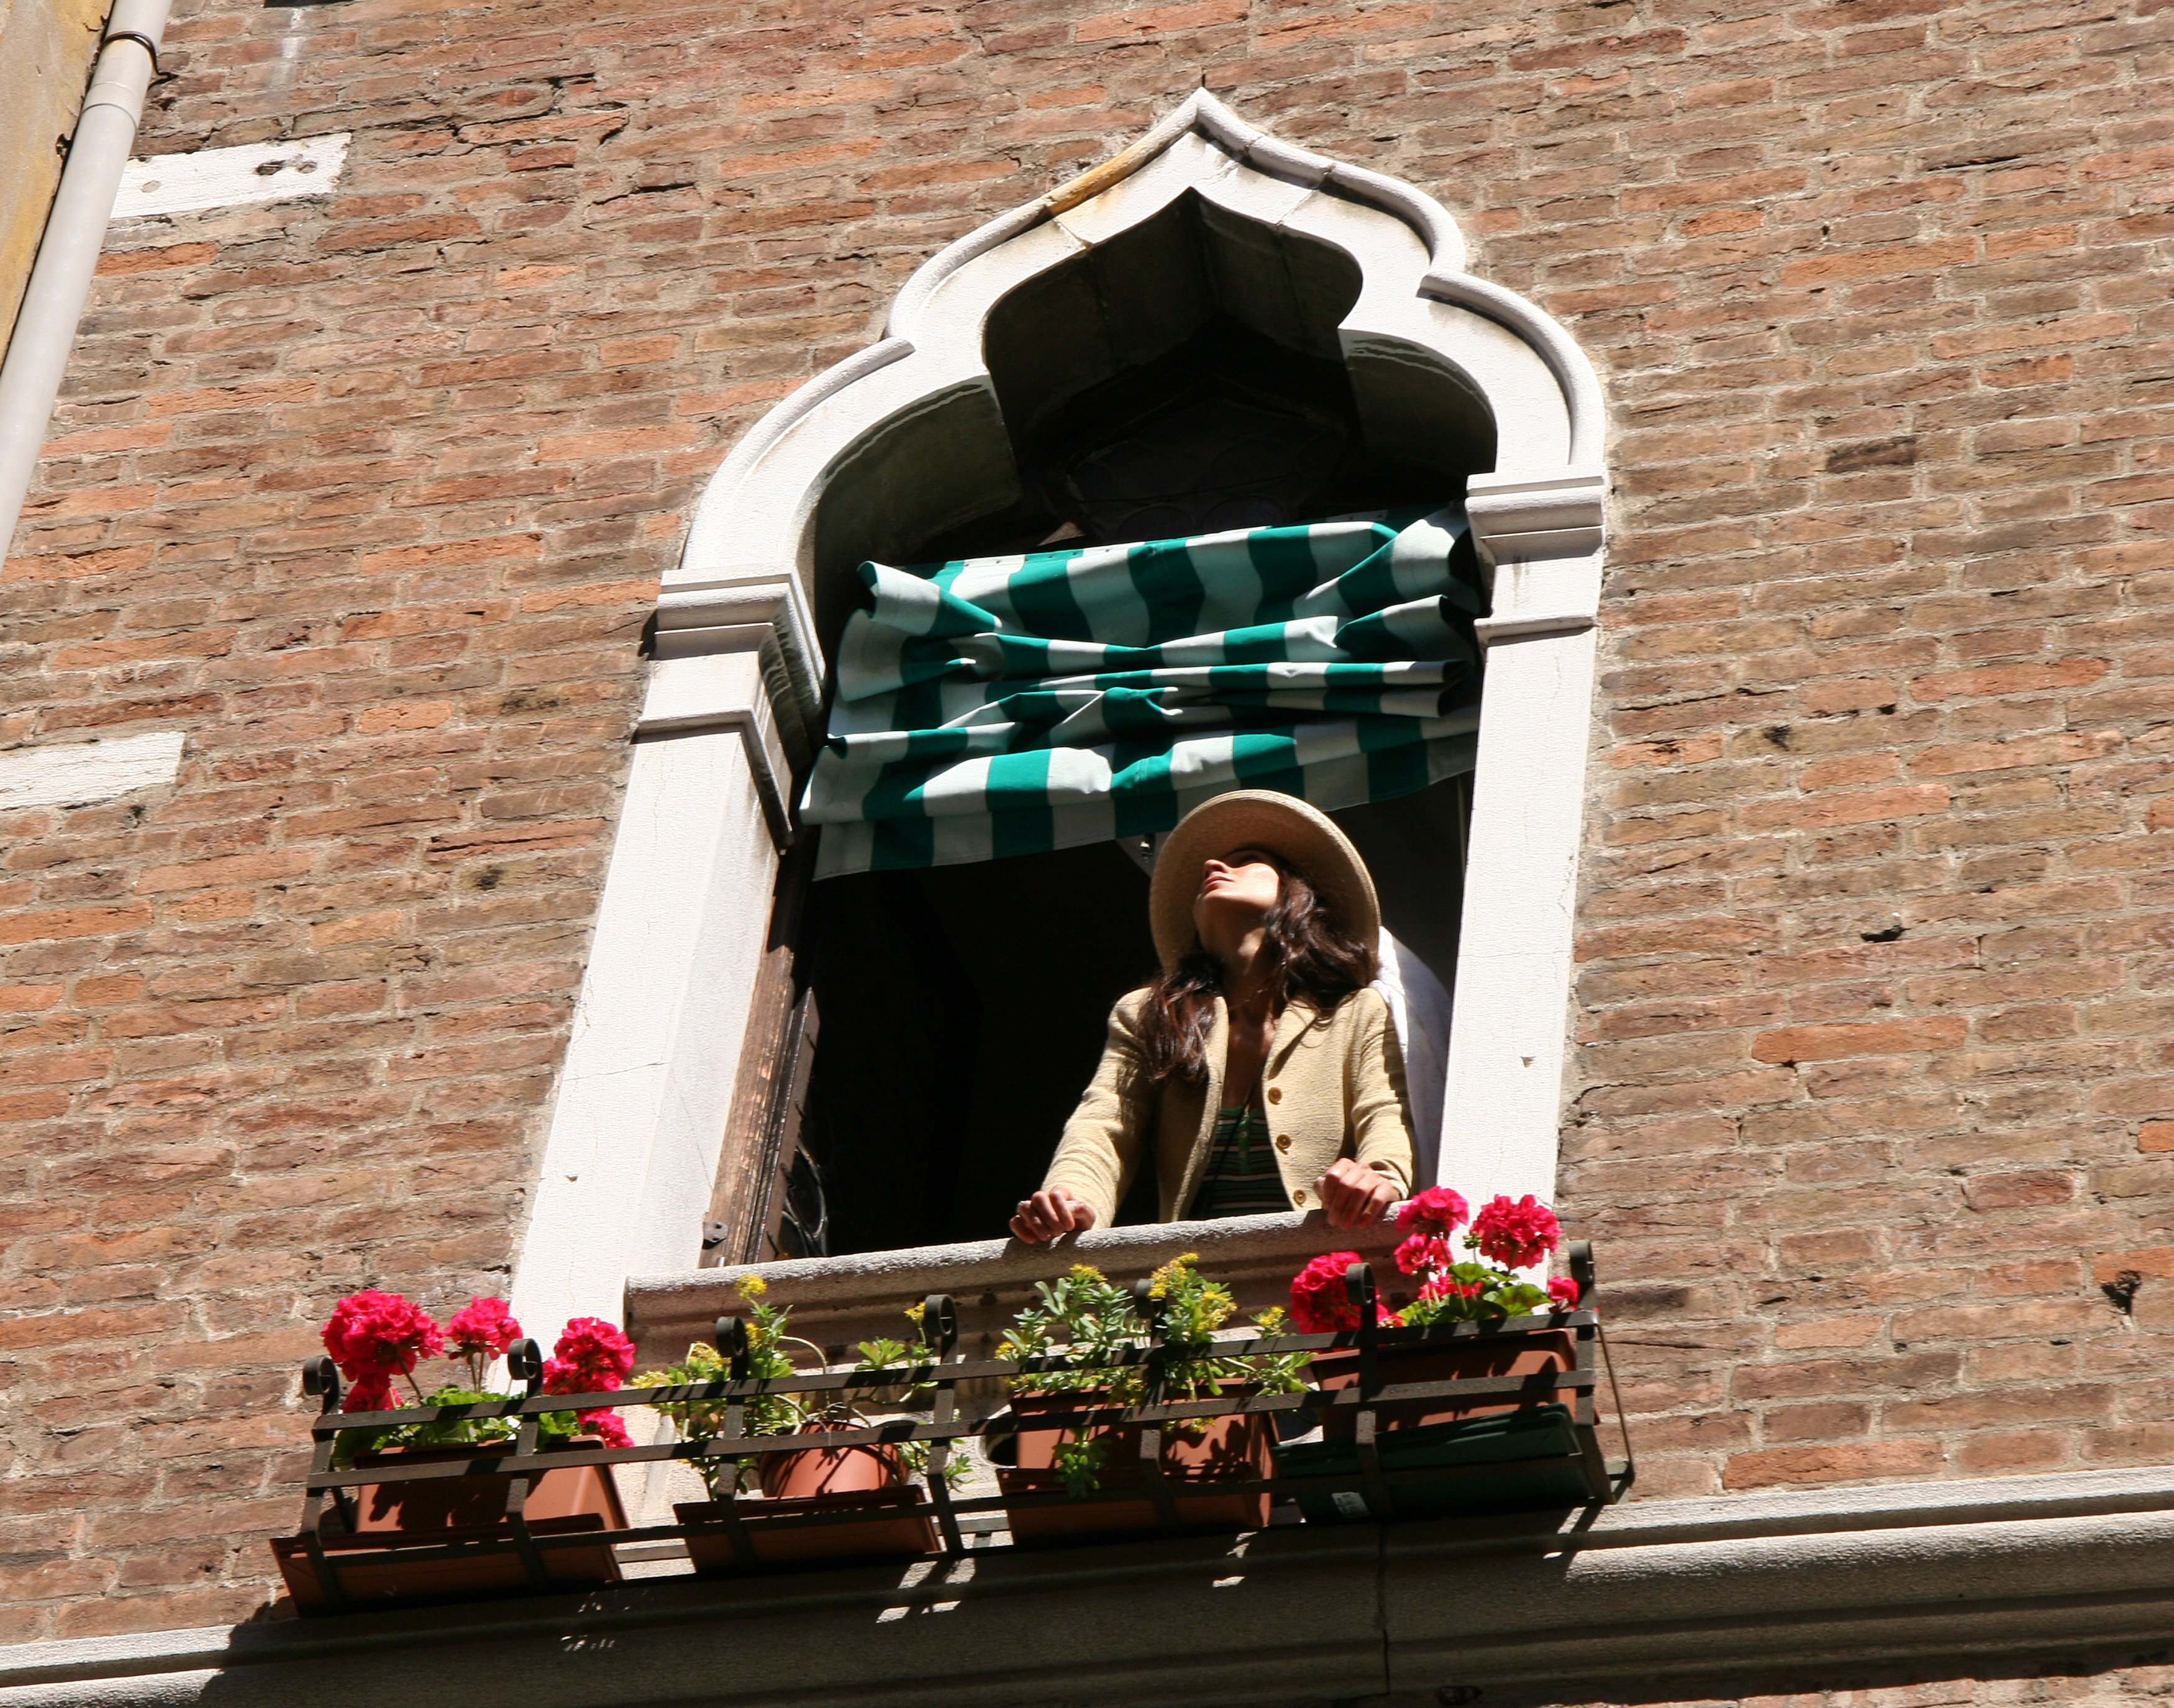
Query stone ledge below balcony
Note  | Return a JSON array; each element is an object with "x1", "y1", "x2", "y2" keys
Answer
[{"x1": 14, "y1": 1465, "x2": 2174, "y2": 1708}]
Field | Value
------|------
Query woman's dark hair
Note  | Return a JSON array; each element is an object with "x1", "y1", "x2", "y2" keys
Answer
[{"x1": 1135, "y1": 853, "x2": 1378, "y2": 1089}]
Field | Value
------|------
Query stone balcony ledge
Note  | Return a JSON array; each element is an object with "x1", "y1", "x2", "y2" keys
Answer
[{"x1": 625, "y1": 1210, "x2": 1409, "y2": 1363}]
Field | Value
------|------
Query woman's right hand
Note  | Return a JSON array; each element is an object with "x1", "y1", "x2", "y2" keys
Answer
[{"x1": 1010, "y1": 1188, "x2": 1097, "y2": 1245}]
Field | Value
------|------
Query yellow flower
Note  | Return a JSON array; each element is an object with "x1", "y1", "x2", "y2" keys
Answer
[
  {"x1": 1147, "y1": 1252, "x2": 1200, "y2": 1298},
  {"x1": 903, "y1": 1301, "x2": 926, "y2": 1324},
  {"x1": 1068, "y1": 1263, "x2": 1107, "y2": 1283},
  {"x1": 734, "y1": 1273, "x2": 768, "y2": 1301}
]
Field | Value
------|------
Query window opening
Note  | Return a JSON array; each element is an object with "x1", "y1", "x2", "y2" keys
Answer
[{"x1": 711, "y1": 191, "x2": 1496, "y2": 1261}]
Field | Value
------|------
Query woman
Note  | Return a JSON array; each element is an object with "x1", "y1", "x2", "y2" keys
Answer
[{"x1": 1011, "y1": 790, "x2": 1416, "y2": 1243}]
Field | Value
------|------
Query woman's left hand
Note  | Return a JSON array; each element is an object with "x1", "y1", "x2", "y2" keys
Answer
[{"x1": 1316, "y1": 1158, "x2": 1399, "y2": 1229}]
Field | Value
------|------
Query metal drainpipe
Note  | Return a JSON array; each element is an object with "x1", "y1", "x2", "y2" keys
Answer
[{"x1": 0, "y1": 0, "x2": 171, "y2": 555}]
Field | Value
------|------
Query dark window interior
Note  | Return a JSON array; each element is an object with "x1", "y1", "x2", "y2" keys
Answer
[
  {"x1": 794, "y1": 840, "x2": 1157, "y2": 1253},
  {"x1": 794, "y1": 783, "x2": 1470, "y2": 1255}
]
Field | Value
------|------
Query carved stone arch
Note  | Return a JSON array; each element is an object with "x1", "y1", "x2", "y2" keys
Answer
[
  {"x1": 673, "y1": 91, "x2": 1598, "y2": 640},
  {"x1": 509, "y1": 93, "x2": 1608, "y2": 1335}
]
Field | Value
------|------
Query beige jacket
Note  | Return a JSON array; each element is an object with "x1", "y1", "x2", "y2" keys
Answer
[{"x1": 1041, "y1": 988, "x2": 1417, "y2": 1227}]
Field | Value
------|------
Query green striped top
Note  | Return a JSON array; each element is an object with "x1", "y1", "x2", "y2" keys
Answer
[{"x1": 1191, "y1": 1106, "x2": 1289, "y2": 1220}]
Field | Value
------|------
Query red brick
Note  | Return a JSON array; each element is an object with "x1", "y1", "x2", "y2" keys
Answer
[{"x1": 1750, "y1": 1016, "x2": 1968, "y2": 1063}]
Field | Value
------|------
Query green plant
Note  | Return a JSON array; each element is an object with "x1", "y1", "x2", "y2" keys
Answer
[
  {"x1": 998, "y1": 1265, "x2": 1144, "y2": 1396},
  {"x1": 631, "y1": 1278, "x2": 967, "y2": 1497},
  {"x1": 848, "y1": 1304, "x2": 970, "y2": 1489},
  {"x1": 995, "y1": 1255, "x2": 1299, "y2": 1494},
  {"x1": 630, "y1": 1275, "x2": 827, "y2": 1496}
]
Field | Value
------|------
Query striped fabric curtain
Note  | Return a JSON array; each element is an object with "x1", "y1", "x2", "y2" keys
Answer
[{"x1": 802, "y1": 507, "x2": 1483, "y2": 878}]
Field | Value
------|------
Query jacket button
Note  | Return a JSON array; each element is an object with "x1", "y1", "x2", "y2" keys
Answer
[
  {"x1": 1275, "y1": 1133, "x2": 1292, "y2": 1153},
  {"x1": 1267, "y1": 1085, "x2": 1282, "y2": 1104}
]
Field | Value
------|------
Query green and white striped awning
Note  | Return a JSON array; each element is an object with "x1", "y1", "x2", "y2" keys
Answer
[{"x1": 802, "y1": 507, "x2": 1483, "y2": 878}]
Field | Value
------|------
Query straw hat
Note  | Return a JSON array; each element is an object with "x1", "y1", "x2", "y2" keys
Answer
[{"x1": 1148, "y1": 790, "x2": 1380, "y2": 971}]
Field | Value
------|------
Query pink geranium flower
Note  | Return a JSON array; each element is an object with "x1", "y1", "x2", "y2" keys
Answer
[
  {"x1": 1393, "y1": 1232, "x2": 1456, "y2": 1280},
  {"x1": 544, "y1": 1317, "x2": 637, "y2": 1446},
  {"x1": 543, "y1": 1317, "x2": 635, "y2": 1394},
  {"x1": 447, "y1": 1297, "x2": 522, "y2": 1359},
  {"x1": 340, "y1": 1371, "x2": 398, "y2": 1414},
  {"x1": 322, "y1": 1290, "x2": 443, "y2": 1381},
  {"x1": 1396, "y1": 1186, "x2": 1470, "y2": 1237},
  {"x1": 1470, "y1": 1194, "x2": 1562, "y2": 1271},
  {"x1": 1548, "y1": 1276, "x2": 1580, "y2": 1308}
]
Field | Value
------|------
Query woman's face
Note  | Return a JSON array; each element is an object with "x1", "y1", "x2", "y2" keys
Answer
[{"x1": 1193, "y1": 847, "x2": 1285, "y2": 942}]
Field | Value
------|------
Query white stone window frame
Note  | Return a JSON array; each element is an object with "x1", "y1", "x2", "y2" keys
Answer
[{"x1": 507, "y1": 92, "x2": 1608, "y2": 1335}]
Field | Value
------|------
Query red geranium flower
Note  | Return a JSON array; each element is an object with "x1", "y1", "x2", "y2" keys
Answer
[
  {"x1": 340, "y1": 1371, "x2": 398, "y2": 1414},
  {"x1": 322, "y1": 1290, "x2": 443, "y2": 1380},
  {"x1": 1289, "y1": 1251, "x2": 1401, "y2": 1333},
  {"x1": 1548, "y1": 1276, "x2": 1580, "y2": 1308},
  {"x1": 447, "y1": 1297, "x2": 522, "y2": 1359},
  {"x1": 1396, "y1": 1186, "x2": 1470, "y2": 1237},
  {"x1": 1393, "y1": 1232, "x2": 1455, "y2": 1281},
  {"x1": 1470, "y1": 1194, "x2": 1561, "y2": 1271},
  {"x1": 542, "y1": 1318, "x2": 637, "y2": 1447},
  {"x1": 544, "y1": 1317, "x2": 635, "y2": 1394}
]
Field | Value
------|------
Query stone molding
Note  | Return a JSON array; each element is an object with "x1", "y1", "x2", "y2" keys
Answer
[
  {"x1": 8, "y1": 1466, "x2": 2174, "y2": 1708},
  {"x1": 111, "y1": 133, "x2": 349, "y2": 222},
  {"x1": 0, "y1": 727, "x2": 184, "y2": 813},
  {"x1": 676, "y1": 88, "x2": 1603, "y2": 596},
  {"x1": 1466, "y1": 468, "x2": 1606, "y2": 646},
  {"x1": 637, "y1": 570, "x2": 820, "y2": 844}
]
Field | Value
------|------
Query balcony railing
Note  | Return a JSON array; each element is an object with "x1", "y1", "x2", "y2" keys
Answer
[{"x1": 275, "y1": 1242, "x2": 1633, "y2": 1615}]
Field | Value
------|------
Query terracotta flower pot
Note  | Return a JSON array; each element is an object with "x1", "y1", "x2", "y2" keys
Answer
[
  {"x1": 758, "y1": 1433, "x2": 903, "y2": 1500},
  {"x1": 992, "y1": 1387, "x2": 1271, "y2": 1545},
  {"x1": 1309, "y1": 1327, "x2": 1576, "y2": 1438},
  {"x1": 341, "y1": 1440, "x2": 629, "y2": 1532},
  {"x1": 681, "y1": 1425, "x2": 935, "y2": 1573},
  {"x1": 271, "y1": 1440, "x2": 628, "y2": 1614}
]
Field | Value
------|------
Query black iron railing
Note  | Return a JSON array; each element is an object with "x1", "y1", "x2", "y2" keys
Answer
[{"x1": 283, "y1": 1245, "x2": 1632, "y2": 1612}]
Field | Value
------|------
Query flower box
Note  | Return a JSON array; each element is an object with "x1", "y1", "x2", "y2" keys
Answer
[
  {"x1": 273, "y1": 1439, "x2": 630, "y2": 1613},
  {"x1": 675, "y1": 1429, "x2": 939, "y2": 1571},
  {"x1": 1306, "y1": 1327, "x2": 1579, "y2": 1436},
  {"x1": 335, "y1": 1441, "x2": 627, "y2": 1532},
  {"x1": 676, "y1": 1487, "x2": 937, "y2": 1571},
  {"x1": 989, "y1": 1387, "x2": 1272, "y2": 1543},
  {"x1": 271, "y1": 1514, "x2": 621, "y2": 1614},
  {"x1": 272, "y1": 1293, "x2": 641, "y2": 1615},
  {"x1": 1273, "y1": 1401, "x2": 1594, "y2": 1522}
]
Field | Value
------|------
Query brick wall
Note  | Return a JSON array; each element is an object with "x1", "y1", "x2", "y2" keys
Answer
[
  {"x1": 1554, "y1": 0, "x2": 2174, "y2": 1502},
  {"x1": 0, "y1": 0, "x2": 2167, "y2": 1655}
]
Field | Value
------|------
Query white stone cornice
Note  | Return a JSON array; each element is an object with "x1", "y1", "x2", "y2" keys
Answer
[
  {"x1": 635, "y1": 570, "x2": 820, "y2": 845},
  {"x1": 1466, "y1": 468, "x2": 1606, "y2": 647}
]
